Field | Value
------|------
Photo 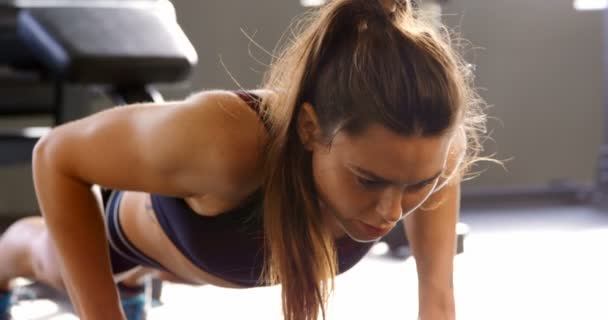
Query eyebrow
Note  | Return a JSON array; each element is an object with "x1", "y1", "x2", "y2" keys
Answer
[{"x1": 352, "y1": 166, "x2": 443, "y2": 187}]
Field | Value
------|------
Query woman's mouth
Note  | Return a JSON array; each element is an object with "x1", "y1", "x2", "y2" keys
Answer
[{"x1": 358, "y1": 221, "x2": 391, "y2": 238}]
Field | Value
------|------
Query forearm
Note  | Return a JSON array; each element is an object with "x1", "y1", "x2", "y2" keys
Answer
[
  {"x1": 33, "y1": 145, "x2": 124, "y2": 320},
  {"x1": 404, "y1": 183, "x2": 460, "y2": 319},
  {"x1": 405, "y1": 216, "x2": 456, "y2": 290},
  {"x1": 405, "y1": 216, "x2": 456, "y2": 319}
]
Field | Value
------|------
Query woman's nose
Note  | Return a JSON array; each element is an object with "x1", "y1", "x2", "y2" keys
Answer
[{"x1": 376, "y1": 188, "x2": 403, "y2": 224}]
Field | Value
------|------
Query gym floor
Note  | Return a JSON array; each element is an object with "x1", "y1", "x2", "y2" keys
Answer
[{"x1": 4, "y1": 201, "x2": 608, "y2": 320}]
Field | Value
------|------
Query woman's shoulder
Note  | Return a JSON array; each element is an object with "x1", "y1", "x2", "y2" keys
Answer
[
  {"x1": 181, "y1": 89, "x2": 271, "y2": 196},
  {"x1": 167, "y1": 89, "x2": 272, "y2": 215}
]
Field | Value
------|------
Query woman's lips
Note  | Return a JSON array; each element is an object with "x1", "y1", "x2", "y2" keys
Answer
[{"x1": 359, "y1": 221, "x2": 391, "y2": 238}]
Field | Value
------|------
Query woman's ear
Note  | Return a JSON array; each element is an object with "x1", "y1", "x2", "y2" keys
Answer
[
  {"x1": 297, "y1": 102, "x2": 322, "y2": 151},
  {"x1": 380, "y1": 0, "x2": 397, "y2": 13}
]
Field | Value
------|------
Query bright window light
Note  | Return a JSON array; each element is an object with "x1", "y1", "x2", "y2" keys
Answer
[
  {"x1": 22, "y1": 127, "x2": 51, "y2": 138},
  {"x1": 300, "y1": 0, "x2": 327, "y2": 7},
  {"x1": 10, "y1": 300, "x2": 63, "y2": 319},
  {"x1": 573, "y1": 0, "x2": 608, "y2": 10}
]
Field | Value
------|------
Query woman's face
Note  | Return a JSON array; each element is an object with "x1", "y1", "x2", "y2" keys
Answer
[{"x1": 308, "y1": 122, "x2": 452, "y2": 243}]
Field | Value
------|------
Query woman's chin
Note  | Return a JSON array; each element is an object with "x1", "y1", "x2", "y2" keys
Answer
[
  {"x1": 340, "y1": 226, "x2": 384, "y2": 243},
  {"x1": 345, "y1": 232, "x2": 382, "y2": 243},
  {"x1": 340, "y1": 220, "x2": 393, "y2": 243}
]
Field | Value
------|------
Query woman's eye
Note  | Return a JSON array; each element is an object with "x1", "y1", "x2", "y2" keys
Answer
[
  {"x1": 357, "y1": 177, "x2": 385, "y2": 189},
  {"x1": 405, "y1": 183, "x2": 426, "y2": 192},
  {"x1": 405, "y1": 181, "x2": 433, "y2": 193}
]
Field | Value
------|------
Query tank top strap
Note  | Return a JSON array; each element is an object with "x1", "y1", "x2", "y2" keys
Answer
[{"x1": 234, "y1": 90, "x2": 271, "y2": 131}]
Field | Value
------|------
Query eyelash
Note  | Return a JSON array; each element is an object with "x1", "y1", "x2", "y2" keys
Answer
[
  {"x1": 357, "y1": 177, "x2": 385, "y2": 189},
  {"x1": 357, "y1": 176, "x2": 433, "y2": 192},
  {"x1": 404, "y1": 182, "x2": 430, "y2": 192}
]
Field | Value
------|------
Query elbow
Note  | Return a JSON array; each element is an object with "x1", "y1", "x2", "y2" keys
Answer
[
  {"x1": 32, "y1": 131, "x2": 70, "y2": 184},
  {"x1": 33, "y1": 135, "x2": 48, "y2": 171},
  {"x1": 32, "y1": 133, "x2": 55, "y2": 174},
  {"x1": 31, "y1": 133, "x2": 82, "y2": 222},
  {"x1": 31, "y1": 134, "x2": 61, "y2": 220}
]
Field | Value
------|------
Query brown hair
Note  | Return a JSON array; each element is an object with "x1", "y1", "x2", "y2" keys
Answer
[{"x1": 256, "y1": 0, "x2": 487, "y2": 319}]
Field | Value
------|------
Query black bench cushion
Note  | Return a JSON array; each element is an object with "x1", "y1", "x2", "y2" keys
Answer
[{"x1": 17, "y1": 5, "x2": 197, "y2": 84}]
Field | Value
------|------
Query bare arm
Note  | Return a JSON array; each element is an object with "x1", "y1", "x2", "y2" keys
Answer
[
  {"x1": 404, "y1": 130, "x2": 466, "y2": 320},
  {"x1": 405, "y1": 181, "x2": 459, "y2": 320},
  {"x1": 32, "y1": 90, "x2": 266, "y2": 319}
]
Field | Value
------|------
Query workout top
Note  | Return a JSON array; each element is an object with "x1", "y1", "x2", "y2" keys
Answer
[{"x1": 150, "y1": 91, "x2": 374, "y2": 287}]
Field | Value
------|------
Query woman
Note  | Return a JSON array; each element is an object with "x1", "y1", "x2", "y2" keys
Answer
[{"x1": 0, "y1": 0, "x2": 487, "y2": 319}]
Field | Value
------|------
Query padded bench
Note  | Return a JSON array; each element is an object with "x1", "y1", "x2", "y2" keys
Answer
[{"x1": 0, "y1": 0, "x2": 198, "y2": 165}]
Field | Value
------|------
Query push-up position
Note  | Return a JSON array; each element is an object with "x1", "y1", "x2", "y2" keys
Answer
[{"x1": 0, "y1": 0, "x2": 487, "y2": 319}]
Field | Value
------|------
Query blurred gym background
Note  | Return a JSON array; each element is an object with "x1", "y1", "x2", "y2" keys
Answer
[{"x1": 1, "y1": 0, "x2": 607, "y2": 319}]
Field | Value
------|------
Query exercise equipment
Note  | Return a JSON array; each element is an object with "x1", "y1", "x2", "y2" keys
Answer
[
  {"x1": 0, "y1": 0, "x2": 198, "y2": 165},
  {"x1": 0, "y1": 0, "x2": 197, "y2": 311}
]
